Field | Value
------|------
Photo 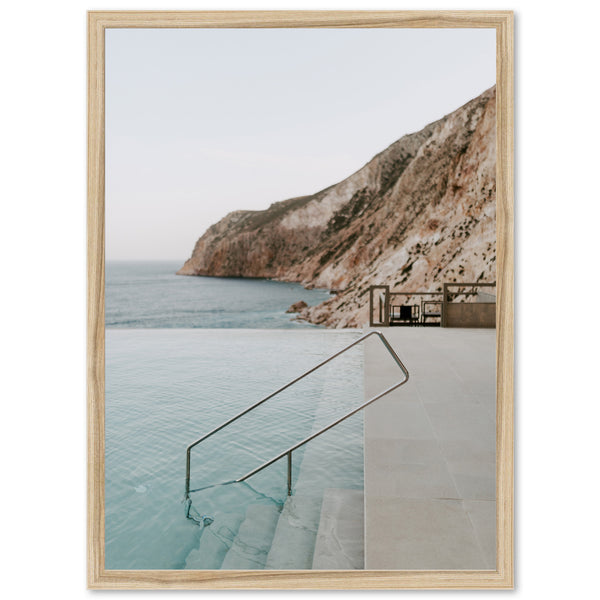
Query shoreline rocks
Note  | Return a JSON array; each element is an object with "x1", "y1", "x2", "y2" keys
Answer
[{"x1": 286, "y1": 300, "x2": 308, "y2": 314}]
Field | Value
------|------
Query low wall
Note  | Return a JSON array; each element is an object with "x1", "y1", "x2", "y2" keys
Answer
[{"x1": 443, "y1": 302, "x2": 496, "y2": 328}]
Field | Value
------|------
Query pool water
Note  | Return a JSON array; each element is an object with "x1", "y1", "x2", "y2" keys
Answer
[{"x1": 105, "y1": 328, "x2": 364, "y2": 569}]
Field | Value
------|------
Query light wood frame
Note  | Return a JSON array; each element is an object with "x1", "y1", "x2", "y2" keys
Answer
[{"x1": 88, "y1": 10, "x2": 513, "y2": 589}]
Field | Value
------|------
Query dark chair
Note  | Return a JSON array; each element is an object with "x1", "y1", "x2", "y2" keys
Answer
[
  {"x1": 390, "y1": 304, "x2": 419, "y2": 325},
  {"x1": 399, "y1": 305, "x2": 413, "y2": 321},
  {"x1": 421, "y1": 301, "x2": 442, "y2": 323}
]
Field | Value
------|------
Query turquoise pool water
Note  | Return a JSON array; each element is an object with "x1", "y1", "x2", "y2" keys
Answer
[{"x1": 105, "y1": 328, "x2": 364, "y2": 569}]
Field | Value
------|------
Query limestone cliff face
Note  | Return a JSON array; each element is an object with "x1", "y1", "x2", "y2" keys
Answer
[{"x1": 178, "y1": 86, "x2": 496, "y2": 328}]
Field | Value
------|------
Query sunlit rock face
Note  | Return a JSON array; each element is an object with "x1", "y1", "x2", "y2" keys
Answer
[{"x1": 178, "y1": 87, "x2": 496, "y2": 328}]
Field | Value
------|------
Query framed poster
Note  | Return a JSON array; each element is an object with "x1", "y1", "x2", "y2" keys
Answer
[{"x1": 88, "y1": 10, "x2": 513, "y2": 589}]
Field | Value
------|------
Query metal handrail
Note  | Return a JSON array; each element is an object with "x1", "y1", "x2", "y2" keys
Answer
[{"x1": 184, "y1": 330, "x2": 409, "y2": 507}]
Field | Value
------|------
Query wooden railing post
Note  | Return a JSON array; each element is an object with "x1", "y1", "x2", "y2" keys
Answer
[{"x1": 442, "y1": 283, "x2": 449, "y2": 327}]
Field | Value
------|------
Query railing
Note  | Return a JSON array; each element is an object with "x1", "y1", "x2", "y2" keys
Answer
[
  {"x1": 184, "y1": 330, "x2": 409, "y2": 518},
  {"x1": 369, "y1": 283, "x2": 496, "y2": 328}
]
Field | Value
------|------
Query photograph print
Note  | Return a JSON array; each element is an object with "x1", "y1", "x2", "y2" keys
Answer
[{"x1": 96, "y1": 17, "x2": 510, "y2": 582}]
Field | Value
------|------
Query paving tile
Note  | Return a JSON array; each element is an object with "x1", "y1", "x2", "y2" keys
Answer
[
  {"x1": 365, "y1": 437, "x2": 445, "y2": 466},
  {"x1": 439, "y1": 436, "x2": 496, "y2": 466},
  {"x1": 450, "y1": 470, "x2": 496, "y2": 501},
  {"x1": 364, "y1": 379, "x2": 420, "y2": 404},
  {"x1": 424, "y1": 401, "x2": 496, "y2": 443},
  {"x1": 414, "y1": 378, "x2": 472, "y2": 404},
  {"x1": 365, "y1": 498, "x2": 488, "y2": 570},
  {"x1": 439, "y1": 437, "x2": 496, "y2": 462},
  {"x1": 464, "y1": 500, "x2": 497, "y2": 569},
  {"x1": 365, "y1": 460, "x2": 460, "y2": 500},
  {"x1": 365, "y1": 397, "x2": 437, "y2": 440}
]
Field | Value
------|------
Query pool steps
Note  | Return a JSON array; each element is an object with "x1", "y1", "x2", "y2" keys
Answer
[
  {"x1": 265, "y1": 492, "x2": 322, "y2": 569},
  {"x1": 184, "y1": 512, "x2": 244, "y2": 569},
  {"x1": 185, "y1": 488, "x2": 363, "y2": 570},
  {"x1": 312, "y1": 488, "x2": 364, "y2": 569},
  {"x1": 220, "y1": 504, "x2": 281, "y2": 569}
]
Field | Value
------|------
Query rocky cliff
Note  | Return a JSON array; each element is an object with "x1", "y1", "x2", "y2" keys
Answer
[{"x1": 178, "y1": 86, "x2": 496, "y2": 328}]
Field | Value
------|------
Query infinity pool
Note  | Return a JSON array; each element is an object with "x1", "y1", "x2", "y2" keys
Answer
[{"x1": 105, "y1": 329, "x2": 364, "y2": 569}]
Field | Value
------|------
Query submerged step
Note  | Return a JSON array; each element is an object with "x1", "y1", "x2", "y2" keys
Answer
[
  {"x1": 265, "y1": 492, "x2": 323, "y2": 569},
  {"x1": 184, "y1": 512, "x2": 245, "y2": 570},
  {"x1": 220, "y1": 503, "x2": 281, "y2": 570},
  {"x1": 312, "y1": 488, "x2": 364, "y2": 569}
]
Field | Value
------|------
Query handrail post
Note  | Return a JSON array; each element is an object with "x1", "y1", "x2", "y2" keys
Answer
[
  {"x1": 185, "y1": 447, "x2": 191, "y2": 500},
  {"x1": 287, "y1": 451, "x2": 292, "y2": 496},
  {"x1": 442, "y1": 283, "x2": 448, "y2": 327}
]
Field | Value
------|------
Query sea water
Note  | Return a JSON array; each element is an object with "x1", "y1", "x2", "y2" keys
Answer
[{"x1": 106, "y1": 261, "x2": 331, "y2": 328}]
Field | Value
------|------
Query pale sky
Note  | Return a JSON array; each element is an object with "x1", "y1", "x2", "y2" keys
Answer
[{"x1": 105, "y1": 28, "x2": 496, "y2": 261}]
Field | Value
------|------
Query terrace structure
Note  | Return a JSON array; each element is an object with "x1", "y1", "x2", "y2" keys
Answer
[{"x1": 369, "y1": 283, "x2": 496, "y2": 328}]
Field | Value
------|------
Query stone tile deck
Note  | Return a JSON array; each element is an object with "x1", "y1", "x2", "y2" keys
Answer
[{"x1": 363, "y1": 327, "x2": 496, "y2": 570}]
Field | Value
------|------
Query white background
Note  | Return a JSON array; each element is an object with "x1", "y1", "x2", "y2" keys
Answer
[{"x1": 1, "y1": 0, "x2": 599, "y2": 597}]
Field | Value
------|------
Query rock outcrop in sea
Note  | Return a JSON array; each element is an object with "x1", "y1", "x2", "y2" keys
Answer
[{"x1": 178, "y1": 86, "x2": 497, "y2": 328}]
